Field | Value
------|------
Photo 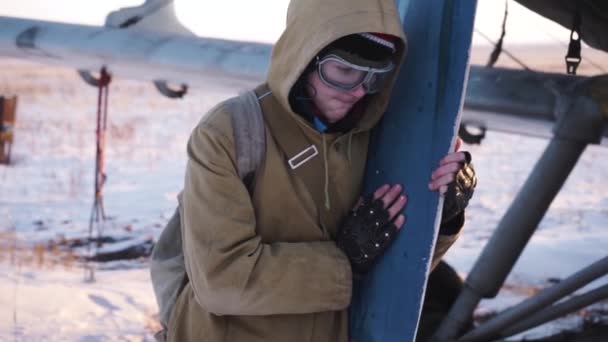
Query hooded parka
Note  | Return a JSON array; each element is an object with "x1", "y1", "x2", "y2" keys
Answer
[{"x1": 167, "y1": 0, "x2": 461, "y2": 341}]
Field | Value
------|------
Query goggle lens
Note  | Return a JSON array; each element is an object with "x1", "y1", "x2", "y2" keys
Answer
[
  {"x1": 319, "y1": 60, "x2": 367, "y2": 88},
  {"x1": 317, "y1": 55, "x2": 394, "y2": 94}
]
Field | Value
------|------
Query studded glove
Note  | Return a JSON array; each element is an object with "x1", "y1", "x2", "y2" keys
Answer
[
  {"x1": 336, "y1": 196, "x2": 400, "y2": 275},
  {"x1": 441, "y1": 152, "x2": 477, "y2": 224}
]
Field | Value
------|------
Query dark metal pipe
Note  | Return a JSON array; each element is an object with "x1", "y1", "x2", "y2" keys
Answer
[
  {"x1": 459, "y1": 257, "x2": 608, "y2": 341},
  {"x1": 501, "y1": 283, "x2": 608, "y2": 338}
]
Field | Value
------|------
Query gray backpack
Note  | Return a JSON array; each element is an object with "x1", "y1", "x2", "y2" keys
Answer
[{"x1": 150, "y1": 90, "x2": 267, "y2": 339}]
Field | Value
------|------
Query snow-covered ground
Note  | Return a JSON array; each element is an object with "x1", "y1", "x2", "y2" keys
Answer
[
  {"x1": 0, "y1": 57, "x2": 606, "y2": 341},
  {"x1": 0, "y1": 61, "x2": 234, "y2": 341},
  {"x1": 0, "y1": 263, "x2": 158, "y2": 341}
]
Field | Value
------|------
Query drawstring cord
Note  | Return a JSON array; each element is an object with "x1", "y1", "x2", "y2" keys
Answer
[
  {"x1": 322, "y1": 130, "x2": 356, "y2": 210},
  {"x1": 347, "y1": 131, "x2": 354, "y2": 163},
  {"x1": 322, "y1": 134, "x2": 331, "y2": 210}
]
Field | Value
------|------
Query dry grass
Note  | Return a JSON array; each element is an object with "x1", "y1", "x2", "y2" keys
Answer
[{"x1": 0, "y1": 232, "x2": 79, "y2": 271}]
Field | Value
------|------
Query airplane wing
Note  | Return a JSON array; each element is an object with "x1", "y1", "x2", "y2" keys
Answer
[
  {"x1": 0, "y1": 16, "x2": 269, "y2": 89},
  {"x1": 0, "y1": 1, "x2": 606, "y2": 145},
  {"x1": 464, "y1": 65, "x2": 608, "y2": 145}
]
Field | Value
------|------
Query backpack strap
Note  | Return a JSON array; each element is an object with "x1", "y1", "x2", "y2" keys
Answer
[{"x1": 230, "y1": 89, "x2": 267, "y2": 188}]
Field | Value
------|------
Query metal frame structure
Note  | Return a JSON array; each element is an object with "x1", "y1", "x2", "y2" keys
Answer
[{"x1": 434, "y1": 71, "x2": 608, "y2": 341}]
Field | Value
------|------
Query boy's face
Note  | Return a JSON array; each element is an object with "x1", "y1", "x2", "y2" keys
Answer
[{"x1": 305, "y1": 69, "x2": 367, "y2": 123}]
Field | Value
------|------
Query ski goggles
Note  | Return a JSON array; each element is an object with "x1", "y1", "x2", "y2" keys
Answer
[{"x1": 316, "y1": 54, "x2": 395, "y2": 94}]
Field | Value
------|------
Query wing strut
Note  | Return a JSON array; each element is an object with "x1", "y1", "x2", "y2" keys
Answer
[
  {"x1": 433, "y1": 75, "x2": 608, "y2": 341},
  {"x1": 83, "y1": 67, "x2": 112, "y2": 283}
]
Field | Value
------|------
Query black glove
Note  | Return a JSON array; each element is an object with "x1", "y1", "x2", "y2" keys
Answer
[
  {"x1": 441, "y1": 151, "x2": 477, "y2": 225},
  {"x1": 336, "y1": 196, "x2": 400, "y2": 275}
]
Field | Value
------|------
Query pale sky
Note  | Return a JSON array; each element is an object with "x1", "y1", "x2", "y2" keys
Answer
[{"x1": 0, "y1": 0, "x2": 573, "y2": 45}]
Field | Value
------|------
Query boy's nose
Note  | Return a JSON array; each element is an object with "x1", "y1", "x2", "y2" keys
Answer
[{"x1": 349, "y1": 84, "x2": 367, "y2": 98}]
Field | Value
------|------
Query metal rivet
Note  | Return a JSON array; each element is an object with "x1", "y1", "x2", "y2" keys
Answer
[
  {"x1": 370, "y1": 210, "x2": 374, "y2": 215},
  {"x1": 385, "y1": 233, "x2": 389, "y2": 237},
  {"x1": 375, "y1": 221, "x2": 380, "y2": 227},
  {"x1": 375, "y1": 243, "x2": 379, "y2": 248},
  {"x1": 364, "y1": 254, "x2": 369, "y2": 258}
]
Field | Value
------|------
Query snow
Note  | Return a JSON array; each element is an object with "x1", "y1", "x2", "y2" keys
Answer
[
  {"x1": 0, "y1": 60, "x2": 242, "y2": 340},
  {"x1": 0, "y1": 264, "x2": 158, "y2": 341},
  {"x1": 0, "y1": 56, "x2": 607, "y2": 340}
]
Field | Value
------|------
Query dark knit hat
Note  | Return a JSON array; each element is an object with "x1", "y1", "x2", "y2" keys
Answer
[{"x1": 319, "y1": 33, "x2": 397, "y2": 68}]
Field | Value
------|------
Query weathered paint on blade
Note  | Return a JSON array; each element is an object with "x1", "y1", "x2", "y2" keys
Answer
[{"x1": 349, "y1": 1, "x2": 478, "y2": 341}]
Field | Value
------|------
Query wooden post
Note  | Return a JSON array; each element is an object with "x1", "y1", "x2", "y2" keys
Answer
[{"x1": 0, "y1": 95, "x2": 18, "y2": 164}]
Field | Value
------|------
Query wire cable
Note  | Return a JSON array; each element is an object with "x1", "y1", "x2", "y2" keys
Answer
[{"x1": 474, "y1": 29, "x2": 533, "y2": 71}]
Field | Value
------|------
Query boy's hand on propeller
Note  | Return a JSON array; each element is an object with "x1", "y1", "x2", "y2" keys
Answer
[{"x1": 336, "y1": 184, "x2": 407, "y2": 275}]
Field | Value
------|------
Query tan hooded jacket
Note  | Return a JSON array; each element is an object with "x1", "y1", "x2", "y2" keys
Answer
[{"x1": 167, "y1": 0, "x2": 460, "y2": 341}]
